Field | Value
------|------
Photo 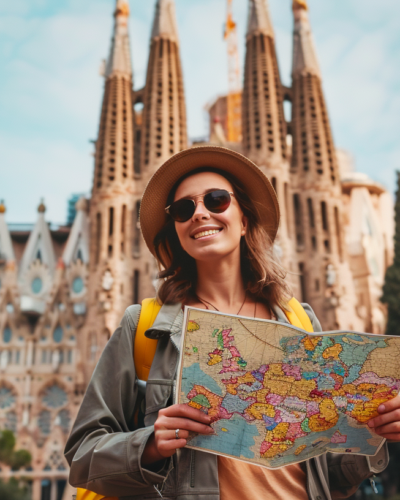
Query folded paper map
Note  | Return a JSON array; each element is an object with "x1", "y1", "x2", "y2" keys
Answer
[{"x1": 176, "y1": 307, "x2": 400, "y2": 469}]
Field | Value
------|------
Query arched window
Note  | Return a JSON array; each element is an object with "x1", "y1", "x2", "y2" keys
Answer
[
  {"x1": 31, "y1": 277, "x2": 43, "y2": 295},
  {"x1": 293, "y1": 194, "x2": 304, "y2": 248},
  {"x1": 121, "y1": 204, "x2": 127, "y2": 255},
  {"x1": 53, "y1": 326, "x2": 63, "y2": 344},
  {"x1": 58, "y1": 409, "x2": 71, "y2": 434},
  {"x1": 72, "y1": 277, "x2": 84, "y2": 295},
  {"x1": 3, "y1": 326, "x2": 12, "y2": 344},
  {"x1": 95, "y1": 212, "x2": 102, "y2": 265},
  {"x1": 90, "y1": 334, "x2": 97, "y2": 362},
  {"x1": 5, "y1": 411, "x2": 17, "y2": 432},
  {"x1": 38, "y1": 410, "x2": 51, "y2": 435},
  {"x1": 133, "y1": 200, "x2": 141, "y2": 257}
]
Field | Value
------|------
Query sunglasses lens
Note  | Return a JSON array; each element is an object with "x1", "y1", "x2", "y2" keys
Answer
[
  {"x1": 204, "y1": 190, "x2": 231, "y2": 213},
  {"x1": 168, "y1": 199, "x2": 195, "y2": 222}
]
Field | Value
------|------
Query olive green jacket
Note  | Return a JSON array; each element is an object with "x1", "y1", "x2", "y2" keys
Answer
[{"x1": 65, "y1": 303, "x2": 388, "y2": 499}]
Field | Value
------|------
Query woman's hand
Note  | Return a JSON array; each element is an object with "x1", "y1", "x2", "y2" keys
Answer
[
  {"x1": 142, "y1": 404, "x2": 214, "y2": 465},
  {"x1": 368, "y1": 396, "x2": 400, "y2": 441}
]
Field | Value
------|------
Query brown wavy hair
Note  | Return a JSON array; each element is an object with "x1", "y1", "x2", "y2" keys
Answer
[{"x1": 153, "y1": 168, "x2": 291, "y2": 307}]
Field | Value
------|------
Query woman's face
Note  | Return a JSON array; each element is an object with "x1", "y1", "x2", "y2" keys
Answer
[{"x1": 173, "y1": 172, "x2": 247, "y2": 263}]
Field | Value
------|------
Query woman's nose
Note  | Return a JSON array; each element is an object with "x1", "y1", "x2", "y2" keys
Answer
[{"x1": 192, "y1": 201, "x2": 210, "y2": 221}]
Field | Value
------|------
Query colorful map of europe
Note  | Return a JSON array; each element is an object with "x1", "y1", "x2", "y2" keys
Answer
[{"x1": 177, "y1": 308, "x2": 400, "y2": 468}]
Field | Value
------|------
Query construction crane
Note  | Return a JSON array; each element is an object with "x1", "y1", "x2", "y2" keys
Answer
[{"x1": 224, "y1": 0, "x2": 242, "y2": 143}]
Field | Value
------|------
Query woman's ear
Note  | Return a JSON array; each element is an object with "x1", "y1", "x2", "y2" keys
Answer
[{"x1": 241, "y1": 216, "x2": 248, "y2": 236}]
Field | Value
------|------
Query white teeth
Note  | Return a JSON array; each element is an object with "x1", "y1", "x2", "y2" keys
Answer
[{"x1": 194, "y1": 229, "x2": 220, "y2": 240}]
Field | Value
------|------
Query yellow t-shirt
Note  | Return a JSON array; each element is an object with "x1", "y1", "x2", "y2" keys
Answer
[{"x1": 218, "y1": 456, "x2": 308, "y2": 500}]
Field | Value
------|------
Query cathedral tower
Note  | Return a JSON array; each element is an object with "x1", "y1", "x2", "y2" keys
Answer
[
  {"x1": 84, "y1": 0, "x2": 137, "y2": 373},
  {"x1": 242, "y1": 0, "x2": 297, "y2": 286},
  {"x1": 140, "y1": 0, "x2": 187, "y2": 174},
  {"x1": 242, "y1": 0, "x2": 287, "y2": 166},
  {"x1": 290, "y1": 0, "x2": 359, "y2": 329}
]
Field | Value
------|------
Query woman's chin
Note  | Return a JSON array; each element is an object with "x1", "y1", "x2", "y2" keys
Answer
[{"x1": 188, "y1": 246, "x2": 236, "y2": 263}]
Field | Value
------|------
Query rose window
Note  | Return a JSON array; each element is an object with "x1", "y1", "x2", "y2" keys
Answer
[
  {"x1": 0, "y1": 387, "x2": 15, "y2": 409},
  {"x1": 42, "y1": 385, "x2": 67, "y2": 409}
]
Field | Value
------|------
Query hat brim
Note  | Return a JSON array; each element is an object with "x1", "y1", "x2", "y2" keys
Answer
[{"x1": 140, "y1": 146, "x2": 280, "y2": 256}]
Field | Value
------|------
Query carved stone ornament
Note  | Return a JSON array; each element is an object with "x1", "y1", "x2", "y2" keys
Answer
[{"x1": 102, "y1": 270, "x2": 114, "y2": 291}]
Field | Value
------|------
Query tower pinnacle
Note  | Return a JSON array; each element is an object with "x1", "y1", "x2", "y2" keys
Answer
[
  {"x1": 105, "y1": 0, "x2": 132, "y2": 78},
  {"x1": 141, "y1": 0, "x2": 187, "y2": 170},
  {"x1": 115, "y1": 0, "x2": 130, "y2": 17},
  {"x1": 292, "y1": 0, "x2": 320, "y2": 77},
  {"x1": 247, "y1": 0, "x2": 274, "y2": 37},
  {"x1": 292, "y1": 0, "x2": 308, "y2": 11},
  {"x1": 151, "y1": 0, "x2": 179, "y2": 44},
  {"x1": 242, "y1": 0, "x2": 286, "y2": 162}
]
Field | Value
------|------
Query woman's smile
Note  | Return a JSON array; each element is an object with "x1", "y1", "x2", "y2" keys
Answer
[{"x1": 191, "y1": 226, "x2": 223, "y2": 240}]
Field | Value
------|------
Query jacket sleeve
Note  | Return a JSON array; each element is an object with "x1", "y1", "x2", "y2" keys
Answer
[
  {"x1": 302, "y1": 303, "x2": 390, "y2": 498},
  {"x1": 64, "y1": 307, "x2": 170, "y2": 497},
  {"x1": 327, "y1": 445, "x2": 389, "y2": 499}
]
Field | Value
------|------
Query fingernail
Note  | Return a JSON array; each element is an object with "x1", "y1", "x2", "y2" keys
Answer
[
  {"x1": 378, "y1": 405, "x2": 385, "y2": 413},
  {"x1": 207, "y1": 427, "x2": 216, "y2": 434}
]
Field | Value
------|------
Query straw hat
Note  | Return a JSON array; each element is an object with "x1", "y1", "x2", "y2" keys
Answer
[{"x1": 140, "y1": 146, "x2": 280, "y2": 256}]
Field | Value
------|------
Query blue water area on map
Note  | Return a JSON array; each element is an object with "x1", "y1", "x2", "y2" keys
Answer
[
  {"x1": 270, "y1": 412, "x2": 381, "y2": 468},
  {"x1": 181, "y1": 363, "x2": 223, "y2": 397},
  {"x1": 344, "y1": 364, "x2": 362, "y2": 384},
  {"x1": 189, "y1": 413, "x2": 260, "y2": 459}
]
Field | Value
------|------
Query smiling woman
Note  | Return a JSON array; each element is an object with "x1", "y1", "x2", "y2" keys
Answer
[{"x1": 65, "y1": 145, "x2": 391, "y2": 500}]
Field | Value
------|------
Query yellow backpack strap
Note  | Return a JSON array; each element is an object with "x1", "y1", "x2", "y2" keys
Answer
[
  {"x1": 76, "y1": 489, "x2": 117, "y2": 500},
  {"x1": 134, "y1": 298, "x2": 162, "y2": 382},
  {"x1": 76, "y1": 299, "x2": 162, "y2": 500},
  {"x1": 285, "y1": 298, "x2": 314, "y2": 333}
]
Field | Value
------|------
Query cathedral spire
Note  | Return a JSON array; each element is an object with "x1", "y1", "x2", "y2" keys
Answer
[
  {"x1": 140, "y1": 0, "x2": 187, "y2": 171},
  {"x1": 290, "y1": 0, "x2": 346, "y2": 328},
  {"x1": 0, "y1": 202, "x2": 15, "y2": 263},
  {"x1": 292, "y1": 0, "x2": 320, "y2": 78},
  {"x1": 105, "y1": 0, "x2": 132, "y2": 79},
  {"x1": 151, "y1": 0, "x2": 179, "y2": 44},
  {"x1": 86, "y1": 0, "x2": 136, "y2": 331},
  {"x1": 247, "y1": 0, "x2": 274, "y2": 38},
  {"x1": 242, "y1": 0, "x2": 287, "y2": 163},
  {"x1": 19, "y1": 201, "x2": 55, "y2": 278}
]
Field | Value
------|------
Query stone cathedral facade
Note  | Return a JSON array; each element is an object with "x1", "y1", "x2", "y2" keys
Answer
[{"x1": 0, "y1": 1, "x2": 394, "y2": 499}]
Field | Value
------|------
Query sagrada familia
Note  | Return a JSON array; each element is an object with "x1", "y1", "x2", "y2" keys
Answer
[{"x1": 0, "y1": 0, "x2": 394, "y2": 498}]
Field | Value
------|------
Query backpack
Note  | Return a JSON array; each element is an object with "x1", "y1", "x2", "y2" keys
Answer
[{"x1": 76, "y1": 297, "x2": 313, "y2": 500}]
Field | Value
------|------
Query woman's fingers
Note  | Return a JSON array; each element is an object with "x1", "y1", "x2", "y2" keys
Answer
[
  {"x1": 374, "y1": 421, "x2": 400, "y2": 436},
  {"x1": 160, "y1": 404, "x2": 211, "y2": 424},
  {"x1": 368, "y1": 408, "x2": 400, "y2": 429},
  {"x1": 158, "y1": 429, "x2": 190, "y2": 441},
  {"x1": 155, "y1": 415, "x2": 214, "y2": 435},
  {"x1": 152, "y1": 404, "x2": 215, "y2": 459}
]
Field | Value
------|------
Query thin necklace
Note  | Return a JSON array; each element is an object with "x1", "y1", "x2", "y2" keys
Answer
[{"x1": 196, "y1": 291, "x2": 249, "y2": 316}]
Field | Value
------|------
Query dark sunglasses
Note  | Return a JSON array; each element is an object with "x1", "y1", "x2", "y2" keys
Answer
[{"x1": 165, "y1": 189, "x2": 234, "y2": 222}]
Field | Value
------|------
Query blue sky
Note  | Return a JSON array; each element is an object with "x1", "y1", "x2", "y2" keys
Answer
[{"x1": 1, "y1": 0, "x2": 399, "y2": 223}]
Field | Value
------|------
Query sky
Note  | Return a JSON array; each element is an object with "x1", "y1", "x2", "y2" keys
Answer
[{"x1": 1, "y1": 0, "x2": 399, "y2": 224}]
